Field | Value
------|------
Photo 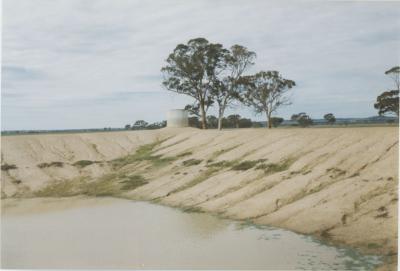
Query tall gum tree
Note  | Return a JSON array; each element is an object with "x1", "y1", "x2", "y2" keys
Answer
[
  {"x1": 211, "y1": 45, "x2": 256, "y2": 130},
  {"x1": 241, "y1": 71, "x2": 295, "y2": 128},
  {"x1": 374, "y1": 66, "x2": 399, "y2": 117},
  {"x1": 161, "y1": 38, "x2": 227, "y2": 129}
]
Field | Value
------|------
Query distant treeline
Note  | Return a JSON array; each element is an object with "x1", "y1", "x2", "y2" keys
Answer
[
  {"x1": 124, "y1": 114, "x2": 398, "y2": 130},
  {"x1": 2, "y1": 115, "x2": 397, "y2": 136}
]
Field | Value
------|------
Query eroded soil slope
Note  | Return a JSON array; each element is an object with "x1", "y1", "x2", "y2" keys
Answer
[{"x1": 1, "y1": 127, "x2": 398, "y2": 264}]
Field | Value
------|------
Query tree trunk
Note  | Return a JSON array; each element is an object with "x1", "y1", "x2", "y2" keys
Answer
[
  {"x1": 200, "y1": 100, "x2": 207, "y2": 129},
  {"x1": 267, "y1": 113, "x2": 272, "y2": 129},
  {"x1": 217, "y1": 108, "x2": 224, "y2": 130}
]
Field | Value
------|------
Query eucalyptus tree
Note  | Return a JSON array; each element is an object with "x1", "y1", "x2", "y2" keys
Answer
[
  {"x1": 291, "y1": 113, "x2": 313, "y2": 127},
  {"x1": 241, "y1": 71, "x2": 295, "y2": 128},
  {"x1": 324, "y1": 113, "x2": 336, "y2": 124},
  {"x1": 374, "y1": 66, "x2": 399, "y2": 116},
  {"x1": 161, "y1": 38, "x2": 228, "y2": 129},
  {"x1": 211, "y1": 45, "x2": 256, "y2": 130}
]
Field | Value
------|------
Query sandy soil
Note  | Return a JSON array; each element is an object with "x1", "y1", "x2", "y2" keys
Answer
[{"x1": 1, "y1": 127, "x2": 398, "y2": 269}]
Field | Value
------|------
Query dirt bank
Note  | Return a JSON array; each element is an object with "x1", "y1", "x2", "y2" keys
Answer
[{"x1": 1, "y1": 127, "x2": 398, "y2": 268}]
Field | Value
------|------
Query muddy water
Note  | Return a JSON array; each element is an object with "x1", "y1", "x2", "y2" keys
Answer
[{"x1": 2, "y1": 198, "x2": 381, "y2": 269}]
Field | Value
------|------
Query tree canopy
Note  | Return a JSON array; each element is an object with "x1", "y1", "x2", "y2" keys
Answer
[
  {"x1": 374, "y1": 66, "x2": 399, "y2": 117},
  {"x1": 324, "y1": 113, "x2": 336, "y2": 124},
  {"x1": 161, "y1": 38, "x2": 228, "y2": 129},
  {"x1": 291, "y1": 113, "x2": 313, "y2": 127},
  {"x1": 240, "y1": 71, "x2": 295, "y2": 128}
]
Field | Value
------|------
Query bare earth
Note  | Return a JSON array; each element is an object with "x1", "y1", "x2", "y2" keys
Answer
[{"x1": 1, "y1": 127, "x2": 398, "y2": 269}]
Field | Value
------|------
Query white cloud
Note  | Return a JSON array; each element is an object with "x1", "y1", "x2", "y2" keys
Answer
[{"x1": 1, "y1": 0, "x2": 400, "y2": 129}]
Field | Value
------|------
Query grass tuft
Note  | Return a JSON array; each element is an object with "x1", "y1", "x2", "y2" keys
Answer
[
  {"x1": 182, "y1": 159, "x2": 202, "y2": 166},
  {"x1": 232, "y1": 159, "x2": 267, "y2": 171},
  {"x1": 35, "y1": 180, "x2": 81, "y2": 197},
  {"x1": 111, "y1": 141, "x2": 175, "y2": 169},
  {"x1": 73, "y1": 160, "x2": 98, "y2": 168},
  {"x1": 206, "y1": 160, "x2": 236, "y2": 168},
  {"x1": 255, "y1": 158, "x2": 294, "y2": 174},
  {"x1": 38, "y1": 161, "x2": 64, "y2": 168}
]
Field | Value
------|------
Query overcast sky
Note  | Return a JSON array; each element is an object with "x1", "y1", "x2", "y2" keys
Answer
[{"x1": 1, "y1": 0, "x2": 400, "y2": 130}]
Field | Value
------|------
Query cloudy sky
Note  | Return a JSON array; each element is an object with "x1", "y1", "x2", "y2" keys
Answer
[{"x1": 2, "y1": 0, "x2": 400, "y2": 130}]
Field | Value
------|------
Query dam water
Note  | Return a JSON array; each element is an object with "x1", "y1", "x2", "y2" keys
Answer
[{"x1": 1, "y1": 198, "x2": 382, "y2": 269}]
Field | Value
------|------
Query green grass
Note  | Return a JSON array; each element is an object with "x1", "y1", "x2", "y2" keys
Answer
[
  {"x1": 119, "y1": 175, "x2": 148, "y2": 190},
  {"x1": 110, "y1": 141, "x2": 175, "y2": 169},
  {"x1": 37, "y1": 161, "x2": 64, "y2": 168},
  {"x1": 232, "y1": 159, "x2": 267, "y2": 171},
  {"x1": 35, "y1": 172, "x2": 149, "y2": 198},
  {"x1": 34, "y1": 179, "x2": 81, "y2": 197},
  {"x1": 73, "y1": 160, "x2": 97, "y2": 168},
  {"x1": 1, "y1": 164, "x2": 17, "y2": 171},
  {"x1": 255, "y1": 158, "x2": 294, "y2": 174},
  {"x1": 182, "y1": 159, "x2": 202, "y2": 166}
]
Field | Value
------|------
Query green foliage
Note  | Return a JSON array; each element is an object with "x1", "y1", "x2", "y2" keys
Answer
[
  {"x1": 374, "y1": 90, "x2": 399, "y2": 116},
  {"x1": 132, "y1": 120, "x2": 148, "y2": 129},
  {"x1": 324, "y1": 113, "x2": 336, "y2": 124},
  {"x1": 238, "y1": 118, "x2": 253, "y2": 128},
  {"x1": 240, "y1": 71, "x2": 295, "y2": 128},
  {"x1": 270, "y1": 117, "x2": 284, "y2": 127},
  {"x1": 162, "y1": 38, "x2": 229, "y2": 129},
  {"x1": 1, "y1": 164, "x2": 17, "y2": 171},
  {"x1": 37, "y1": 161, "x2": 64, "y2": 168},
  {"x1": 291, "y1": 112, "x2": 313, "y2": 127},
  {"x1": 36, "y1": 173, "x2": 149, "y2": 198},
  {"x1": 35, "y1": 180, "x2": 81, "y2": 197},
  {"x1": 206, "y1": 115, "x2": 219, "y2": 129},
  {"x1": 182, "y1": 159, "x2": 203, "y2": 166},
  {"x1": 111, "y1": 141, "x2": 174, "y2": 169}
]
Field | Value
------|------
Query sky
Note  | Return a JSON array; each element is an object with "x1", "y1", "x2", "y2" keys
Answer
[{"x1": 1, "y1": 0, "x2": 400, "y2": 130}]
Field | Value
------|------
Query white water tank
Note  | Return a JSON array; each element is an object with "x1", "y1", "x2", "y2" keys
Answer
[{"x1": 167, "y1": 109, "x2": 189, "y2": 128}]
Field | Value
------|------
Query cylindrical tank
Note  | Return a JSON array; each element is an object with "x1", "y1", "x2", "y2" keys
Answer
[{"x1": 167, "y1": 109, "x2": 189, "y2": 128}]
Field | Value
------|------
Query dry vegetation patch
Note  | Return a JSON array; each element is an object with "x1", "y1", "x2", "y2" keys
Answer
[{"x1": 37, "y1": 161, "x2": 64, "y2": 168}]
